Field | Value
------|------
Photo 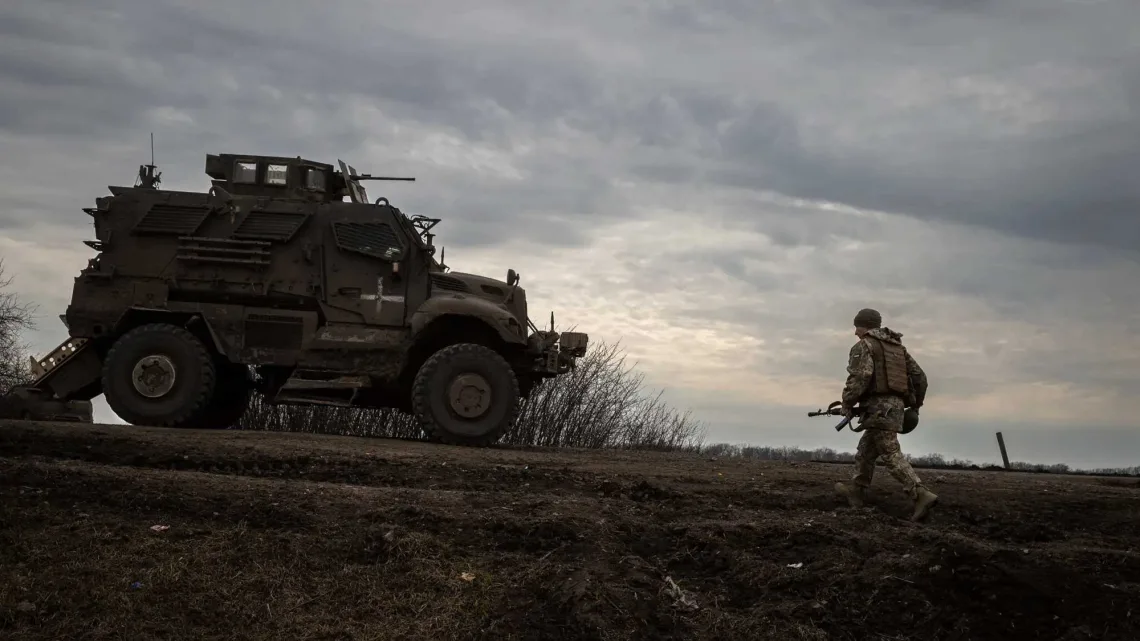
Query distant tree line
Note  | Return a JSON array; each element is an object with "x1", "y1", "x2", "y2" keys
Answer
[{"x1": 685, "y1": 443, "x2": 1140, "y2": 477}]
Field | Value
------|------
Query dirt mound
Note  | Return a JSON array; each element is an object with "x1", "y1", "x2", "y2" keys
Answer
[{"x1": 1, "y1": 420, "x2": 1137, "y2": 640}]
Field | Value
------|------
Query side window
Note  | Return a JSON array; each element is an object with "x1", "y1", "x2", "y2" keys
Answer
[
  {"x1": 233, "y1": 161, "x2": 257, "y2": 183},
  {"x1": 265, "y1": 164, "x2": 288, "y2": 186},
  {"x1": 305, "y1": 168, "x2": 326, "y2": 191},
  {"x1": 331, "y1": 221, "x2": 404, "y2": 261}
]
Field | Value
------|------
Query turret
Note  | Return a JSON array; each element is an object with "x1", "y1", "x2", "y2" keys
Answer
[
  {"x1": 204, "y1": 154, "x2": 339, "y2": 201},
  {"x1": 204, "y1": 154, "x2": 416, "y2": 203}
]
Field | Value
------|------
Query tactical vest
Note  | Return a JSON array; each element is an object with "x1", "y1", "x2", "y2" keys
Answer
[{"x1": 865, "y1": 336, "x2": 911, "y2": 400}]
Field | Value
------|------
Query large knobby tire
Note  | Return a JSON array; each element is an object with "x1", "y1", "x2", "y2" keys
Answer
[
  {"x1": 411, "y1": 343, "x2": 520, "y2": 447},
  {"x1": 101, "y1": 323, "x2": 217, "y2": 427}
]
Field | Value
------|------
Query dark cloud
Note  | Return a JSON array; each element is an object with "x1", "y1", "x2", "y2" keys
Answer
[
  {"x1": 8, "y1": 0, "x2": 1135, "y2": 253},
  {"x1": 2, "y1": 0, "x2": 1139, "y2": 464},
  {"x1": 0, "y1": 0, "x2": 629, "y2": 248},
  {"x1": 630, "y1": 2, "x2": 1140, "y2": 254},
  {"x1": 710, "y1": 108, "x2": 1140, "y2": 252}
]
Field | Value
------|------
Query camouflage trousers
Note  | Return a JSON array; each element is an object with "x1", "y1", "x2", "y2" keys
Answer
[{"x1": 852, "y1": 428, "x2": 924, "y2": 500}]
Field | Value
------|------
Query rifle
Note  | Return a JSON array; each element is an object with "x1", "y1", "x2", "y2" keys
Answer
[{"x1": 807, "y1": 401, "x2": 864, "y2": 432}]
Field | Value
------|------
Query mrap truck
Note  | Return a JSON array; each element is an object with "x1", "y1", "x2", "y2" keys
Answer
[{"x1": 2, "y1": 153, "x2": 588, "y2": 446}]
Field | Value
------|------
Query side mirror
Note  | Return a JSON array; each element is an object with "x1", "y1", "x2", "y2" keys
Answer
[{"x1": 506, "y1": 269, "x2": 519, "y2": 287}]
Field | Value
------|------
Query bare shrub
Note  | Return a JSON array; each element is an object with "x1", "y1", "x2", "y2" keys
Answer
[
  {"x1": 237, "y1": 339, "x2": 705, "y2": 450},
  {"x1": 0, "y1": 260, "x2": 36, "y2": 394},
  {"x1": 507, "y1": 340, "x2": 703, "y2": 450},
  {"x1": 238, "y1": 399, "x2": 421, "y2": 439}
]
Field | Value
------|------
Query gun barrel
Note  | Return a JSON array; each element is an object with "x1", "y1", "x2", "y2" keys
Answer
[
  {"x1": 809, "y1": 408, "x2": 843, "y2": 417},
  {"x1": 355, "y1": 176, "x2": 416, "y2": 181},
  {"x1": 809, "y1": 400, "x2": 856, "y2": 430}
]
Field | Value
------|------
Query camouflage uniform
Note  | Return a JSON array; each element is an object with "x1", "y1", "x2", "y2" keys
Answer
[{"x1": 836, "y1": 311, "x2": 938, "y2": 521}]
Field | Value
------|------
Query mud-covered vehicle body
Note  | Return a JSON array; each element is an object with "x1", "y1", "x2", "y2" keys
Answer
[{"x1": 16, "y1": 154, "x2": 588, "y2": 445}]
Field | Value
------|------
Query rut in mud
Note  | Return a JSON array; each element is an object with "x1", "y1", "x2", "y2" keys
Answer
[{"x1": 1, "y1": 420, "x2": 1137, "y2": 640}]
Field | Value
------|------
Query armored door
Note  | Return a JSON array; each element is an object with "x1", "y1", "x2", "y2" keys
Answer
[{"x1": 321, "y1": 204, "x2": 407, "y2": 326}]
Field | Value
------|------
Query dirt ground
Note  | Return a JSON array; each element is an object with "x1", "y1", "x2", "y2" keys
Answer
[{"x1": 1, "y1": 421, "x2": 1137, "y2": 641}]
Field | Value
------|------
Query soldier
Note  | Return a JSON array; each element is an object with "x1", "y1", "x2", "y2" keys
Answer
[{"x1": 834, "y1": 308, "x2": 939, "y2": 521}]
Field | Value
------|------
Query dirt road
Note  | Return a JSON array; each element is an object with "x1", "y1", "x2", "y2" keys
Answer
[{"x1": 1, "y1": 420, "x2": 1137, "y2": 640}]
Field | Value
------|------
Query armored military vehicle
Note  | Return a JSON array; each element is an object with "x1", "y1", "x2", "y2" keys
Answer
[{"x1": 9, "y1": 153, "x2": 588, "y2": 446}]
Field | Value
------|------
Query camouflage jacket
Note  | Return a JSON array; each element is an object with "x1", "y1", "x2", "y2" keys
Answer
[{"x1": 841, "y1": 327, "x2": 928, "y2": 414}]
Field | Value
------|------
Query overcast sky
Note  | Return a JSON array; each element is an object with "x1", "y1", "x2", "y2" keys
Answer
[{"x1": 2, "y1": 0, "x2": 1137, "y2": 469}]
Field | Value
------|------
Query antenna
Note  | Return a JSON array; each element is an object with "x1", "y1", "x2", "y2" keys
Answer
[{"x1": 136, "y1": 132, "x2": 161, "y2": 189}]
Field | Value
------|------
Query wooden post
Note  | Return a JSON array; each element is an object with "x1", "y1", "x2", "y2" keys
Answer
[{"x1": 996, "y1": 432, "x2": 1010, "y2": 469}]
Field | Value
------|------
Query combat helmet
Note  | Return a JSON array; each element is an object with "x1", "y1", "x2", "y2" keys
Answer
[{"x1": 901, "y1": 408, "x2": 920, "y2": 434}]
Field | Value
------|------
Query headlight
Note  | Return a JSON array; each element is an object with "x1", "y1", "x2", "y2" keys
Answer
[{"x1": 559, "y1": 331, "x2": 588, "y2": 357}]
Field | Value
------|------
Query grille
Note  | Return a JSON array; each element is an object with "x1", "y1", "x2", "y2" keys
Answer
[
  {"x1": 134, "y1": 204, "x2": 210, "y2": 235},
  {"x1": 233, "y1": 211, "x2": 308, "y2": 242},
  {"x1": 431, "y1": 274, "x2": 469, "y2": 293},
  {"x1": 176, "y1": 237, "x2": 271, "y2": 268}
]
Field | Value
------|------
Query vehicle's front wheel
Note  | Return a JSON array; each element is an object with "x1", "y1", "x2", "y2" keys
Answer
[
  {"x1": 411, "y1": 343, "x2": 519, "y2": 447},
  {"x1": 101, "y1": 323, "x2": 217, "y2": 427}
]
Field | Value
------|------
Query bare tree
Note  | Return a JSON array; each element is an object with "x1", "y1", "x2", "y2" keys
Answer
[{"x1": 0, "y1": 260, "x2": 36, "y2": 394}]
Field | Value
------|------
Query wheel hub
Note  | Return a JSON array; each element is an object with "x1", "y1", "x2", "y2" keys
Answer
[
  {"x1": 448, "y1": 373, "x2": 492, "y2": 418},
  {"x1": 131, "y1": 355, "x2": 177, "y2": 398}
]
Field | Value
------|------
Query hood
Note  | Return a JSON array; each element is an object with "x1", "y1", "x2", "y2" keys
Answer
[
  {"x1": 865, "y1": 327, "x2": 904, "y2": 345},
  {"x1": 430, "y1": 270, "x2": 528, "y2": 323},
  {"x1": 430, "y1": 271, "x2": 511, "y2": 298}
]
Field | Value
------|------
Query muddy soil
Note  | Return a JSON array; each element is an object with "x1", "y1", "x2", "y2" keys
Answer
[{"x1": 1, "y1": 420, "x2": 1137, "y2": 640}]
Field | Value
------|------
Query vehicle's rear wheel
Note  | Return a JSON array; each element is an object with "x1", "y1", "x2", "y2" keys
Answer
[
  {"x1": 411, "y1": 343, "x2": 519, "y2": 447},
  {"x1": 101, "y1": 323, "x2": 217, "y2": 427}
]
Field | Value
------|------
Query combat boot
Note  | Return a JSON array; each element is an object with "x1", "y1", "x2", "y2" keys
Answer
[
  {"x1": 834, "y1": 482, "x2": 865, "y2": 508},
  {"x1": 911, "y1": 488, "x2": 939, "y2": 522}
]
